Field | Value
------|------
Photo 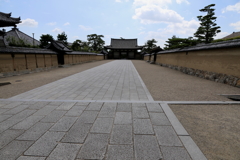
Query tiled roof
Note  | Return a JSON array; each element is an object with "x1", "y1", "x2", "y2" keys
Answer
[
  {"x1": 158, "y1": 39, "x2": 240, "y2": 54},
  {"x1": 46, "y1": 41, "x2": 72, "y2": 52},
  {"x1": 68, "y1": 51, "x2": 97, "y2": 55},
  {"x1": 105, "y1": 38, "x2": 143, "y2": 49},
  {"x1": 4, "y1": 28, "x2": 40, "y2": 46},
  {"x1": 0, "y1": 12, "x2": 21, "y2": 27},
  {"x1": 0, "y1": 46, "x2": 57, "y2": 54},
  {"x1": 222, "y1": 31, "x2": 240, "y2": 39}
]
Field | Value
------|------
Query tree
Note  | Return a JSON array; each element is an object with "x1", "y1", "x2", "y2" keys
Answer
[
  {"x1": 39, "y1": 34, "x2": 54, "y2": 48},
  {"x1": 71, "y1": 39, "x2": 90, "y2": 52},
  {"x1": 194, "y1": 4, "x2": 221, "y2": 43},
  {"x1": 57, "y1": 32, "x2": 68, "y2": 45},
  {"x1": 143, "y1": 39, "x2": 158, "y2": 53},
  {"x1": 164, "y1": 36, "x2": 198, "y2": 50},
  {"x1": 87, "y1": 34, "x2": 105, "y2": 52}
]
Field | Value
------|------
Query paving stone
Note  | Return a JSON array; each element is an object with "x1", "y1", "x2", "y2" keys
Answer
[
  {"x1": 154, "y1": 126, "x2": 182, "y2": 146},
  {"x1": 77, "y1": 133, "x2": 109, "y2": 159},
  {"x1": 17, "y1": 156, "x2": 46, "y2": 160},
  {"x1": 65, "y1": 105, "x2": 86, "y2": 116},
  {"x1": 0, "y1": 140, "x2": 34, "y2": 160},
  {"x1": 12, "y1": 115, "x2": 44, "y2": 130},
  {"x1": 106, "y1": 145, "x2": 134, "y2": 160},
  {"x1": 56, "y1": 102, "x2": 76, "y2": 110},
  {"x1": 85, "y1": 102, "x2": 103, "y2": 110},
  {"x1": 114, "y1": 112, "x2": 132, "y2": 125},
  {"x1": 149, "y1": 112, "x2": 171, "y2": 126},
  {"x1": 134, "y1": 135, "x2": 162, "y2": 160},
  {"x1": 75, "y1": 102, "x2": 90, "y2": 105},
  {"x1": 0, "y1": 114, "x2": 12, "y2": 122},
  {"x1": 3, "y1": 105, "x2": 29, "y2": 115},
  {"x1": 24, "y1": 131, "x2": 65, "y2": 156},
  {"x1": 90, "y1": 117, "x2": 113, "y2": 133},
  {"x1": 47, "y1": 143, "x2": 81, "y2": 160},
  {"x1": 132, "y1": 106, "x2": 149, "y2": 119},
  {"x1": 40, "y1": 110, "x2": 66, "y2": 123},
  {"x1": 117, "y1": 103, "x2": 132, "y2": 112},
  {"x1": 179, "y1": 136, "x2": 207, "y2": 160},
  {"x1": 98, "y1": 102, "x2": 117, "y2": 117},
  {"x1": 161, "y1": 146, "x2": 192, "y2": 160},
  {"x1": 28, "y1": 101, "x2": 49, "y2": 109},
  {"x1": 146, "y1": 103, "x2": 163, "y2": 112},
  {"x1": 0, "y1": 129, "x2": 24, "y2": 149},
  {"x1": 33, "y1": 105, "x2": 58, "y2": 116},
  {"x1": 17, "y1": 122, "x2": 53, "y2": 141},
  {"x1": 131, "y1": 103, "x2": 146, "y2": 107},
  {"x1": 49, "y1": 116, "x2": 78, "y2": 132},
  {"x1": 133, "y1": 119, "x2": 154, "y2": 134},
  {"x1": 7, "y1": 109, "x2": 36, "y2": 122},
  {"x1": 61, "y1": 122, "x2": 92, "y2": 143},
  {"x1": 110, "y1": 125, "x2": 133, "y2": 144},
  {"x1": 48, "y1": 101, "x2": 63, "y2": 106},
  {"x1": 0, "y1": 108, "x2": 9, "y2": 114},
  {"x1": 22, "y1": 101, "x2": 37, "y2": 105},
  {"x1": 77, "y1": 110, "x2": 98, "y2": 124},
  {"x1": 2, "y1": 102, "x2": 23, "y2": 109}
]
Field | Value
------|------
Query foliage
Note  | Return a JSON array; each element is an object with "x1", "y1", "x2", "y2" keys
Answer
[
  {"x1": 164, "y1": 36, "x2": 198, "y2": 50},
  {"x1": 39, "y1": 34, "x2": 54, "y2": 48},
  {"x1": 194, "y1": 4, "x2": 221, "y2": 43},
  {"x1": 57, "y1": 32, "x2": 68, "y2": 45},
  {"x1": 213, "y1": 36, "x2": 240, "y2": 43},
  {"x1": 87, "y1": 34, "x2": 105, "y2": 52},
  {"x1": 6, "y1": 36, "x2": 38, "y2": 48},
  {"x1": 71, "y1": 39, "x2": 90, "y2": 52},
  {"x1": 142, "y1": 39, "x2": 158, "y2": 53}
]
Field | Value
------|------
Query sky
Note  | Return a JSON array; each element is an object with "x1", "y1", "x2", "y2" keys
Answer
[{"x1": 1, "y1": 0, "x2": 240, "y2": 47}]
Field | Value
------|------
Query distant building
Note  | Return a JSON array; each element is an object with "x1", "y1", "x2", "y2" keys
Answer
[
  {"x1": 4, "y1": 27, "x2": 40, "y2": 46},
  {"x1": 104, "y1": 38, "x2": 143, "y2": 59},
  {"x1": 0, "y1": 12, "x2": 39, "y2": 47},
  {"x1": 222, "y1": 31, "x2": 240, "y2": 39},
  {"x1": 0, "y1": 12, "x2": 21, "y2": 28}
]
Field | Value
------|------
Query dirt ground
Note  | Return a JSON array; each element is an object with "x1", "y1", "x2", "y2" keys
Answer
[
  {"x1": 133, "y1": 60, "x2": 240, "y2": 160},
  {"x1": 0, "y1": 60, "x2": 112, "y2": 99},
  {"x1": 170, "y1": 104, "x2": 240, "y2": 160}
]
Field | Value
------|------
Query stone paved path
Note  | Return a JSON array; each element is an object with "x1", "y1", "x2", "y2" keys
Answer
[
  {"x1": 10, "y1": 61, "x2": 153, "y2": 101},
  {"x1": 0, "y1": 60, "x2": 207, "y2": 160}
]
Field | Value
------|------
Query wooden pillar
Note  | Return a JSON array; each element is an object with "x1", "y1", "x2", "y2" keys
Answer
[{"x1": 11, "y1": 54, "x2": 16, "y2": 71}]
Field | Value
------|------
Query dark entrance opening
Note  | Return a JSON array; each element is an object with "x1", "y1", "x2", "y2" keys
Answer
[{"x1": 57, "y1": 53, "x2": 64, "y2": 65}]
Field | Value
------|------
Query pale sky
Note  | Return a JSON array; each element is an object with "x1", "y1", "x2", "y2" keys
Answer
[{"x1": 1, "y1": 0, "x2": 240, "y2": 47}]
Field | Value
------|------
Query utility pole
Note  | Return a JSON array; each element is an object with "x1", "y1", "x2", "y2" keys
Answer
[{"x1": 32, "y1": 33, "x2": 34, "y2": 46}]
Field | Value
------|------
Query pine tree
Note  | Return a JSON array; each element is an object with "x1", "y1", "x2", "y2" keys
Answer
[{"x1": 194, "y1": 4, "x2": 221, "y2": 43}]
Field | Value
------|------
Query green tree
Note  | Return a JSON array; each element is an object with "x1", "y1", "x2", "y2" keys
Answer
[
  {"x1": 39, "y1": 34, "x2": 54, "y2": 48},
  {"x1": 87, "y1": 34, "x2": 105, "y2": 52},
  {"x1": 164, "y1": 36, "x2": 198, "y2": 50},
  {"x1": 57, "y1": 32, "x2": 68, "y2": 45},
  {"x1": 143, "y1": 39, "x2": 158, "y2": 53},
  {"x1": 194, "y1": 4, "x2": 221, "y2": 43},
  {"x1": 71, "y1": 39, "x2": 90, "y2": 52}
]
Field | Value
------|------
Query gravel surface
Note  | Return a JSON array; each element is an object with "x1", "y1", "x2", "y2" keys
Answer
[
  {"x1": 0, "y1": 60, "x2": 112, "y2": 99},
  {"x1": 170, "y1": 104, "x2": 240, "y2": 160},
  {"x1": 133, "y1": 60, "x2": 240, "y2": 160},
  {"x1": 132, "y1": 60, "x2": 240, "y2": 101}
]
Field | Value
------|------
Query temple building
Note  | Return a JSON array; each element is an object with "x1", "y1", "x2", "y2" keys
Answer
[
  {"x1": 104, "y1": 38, "x2": 143, "y2": 59},
  {"x1": 0, "y1": 12, "x2": 39, "y2": 47}
]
